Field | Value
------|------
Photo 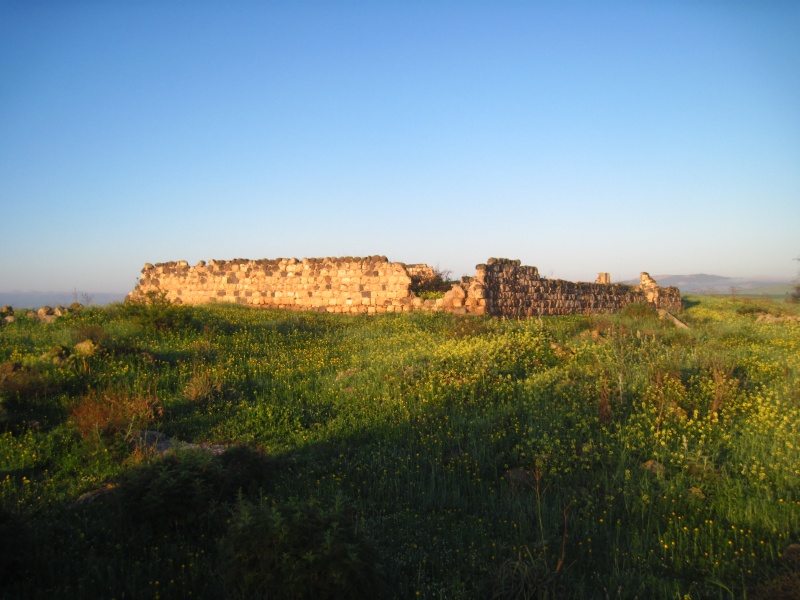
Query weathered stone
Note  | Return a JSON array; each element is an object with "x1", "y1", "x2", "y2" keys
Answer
[
  {"x1": 505, "y1": 467, "x2": 534, "y2": 489},
  {"x1": 756, "y1": 314, "x2": 800, "y2": 324},
  {"x1": 448, "y1": 284, "x2": 466, "y2": 298},
  {"x1": 783, "y1": 543, "x2": 800, "y2": 564},
  {"x1": 688, "y1": 487, "x2": 706, "y2": 500},
  {"x1": 550, "y1": 342, "x2": 574, "y2": 359},
  {"x1": 659, "y1": 309, "x2": 690, "y2": 329},
  {"x1": 0, "y1": 361, "x2": 22, "y2": 377},
  {"x1": 641, "y1": 459, "x2": 666, "y2": 475},
  {"x1": 130, "y1": 430, "x2": 226, "y2": 456},
  {"x1": 74, "y1": 339, "x2": 99, "y2": 357},
  {"x1": 75, "y1": 484, "x2": 117, "y2": 506},
  {"x1": 43, "y1": 345, "x2": 69, "y2": 365}
]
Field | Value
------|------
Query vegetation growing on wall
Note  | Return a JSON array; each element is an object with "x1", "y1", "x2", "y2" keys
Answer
[{"x1": 409, "y1": 266, "x2": 456, "y2": 300}]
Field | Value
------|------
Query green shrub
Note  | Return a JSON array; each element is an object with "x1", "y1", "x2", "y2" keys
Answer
[
  {"x1": 619, "y1": 302, "x2": 657, "y2": 319},
  {"x1": 220, "y1": 496, "x2": 386, "y2": 600},
  {"x1": 120, "y1": 290, "x2": 197, "y2": 333},
  {"x1": 183, "y1": 365, "x2": 224, "y2": 405}
]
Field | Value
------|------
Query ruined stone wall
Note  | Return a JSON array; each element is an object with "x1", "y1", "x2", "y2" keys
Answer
[
  {"x1": 129, "y1": 256, "x2": 425, "y2": 314},
  {"x1": 128, "y1": 256, "x2": 681, "y2": 317},
  {"x1": 438, "y1": 258, "x2": 682, "y2": 317},
  {"x1": 404, "y1": 264, "x2": 436, "y2": 281}
]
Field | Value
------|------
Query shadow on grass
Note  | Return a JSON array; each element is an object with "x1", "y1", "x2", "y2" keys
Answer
[{"x1": 681, "y1": 296, "x2": 701, "y2": 310}]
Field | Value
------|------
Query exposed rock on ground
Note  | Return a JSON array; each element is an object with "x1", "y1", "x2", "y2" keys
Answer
[{"x1": 130, "y1": 430, "x2": 227, "y2": 456}]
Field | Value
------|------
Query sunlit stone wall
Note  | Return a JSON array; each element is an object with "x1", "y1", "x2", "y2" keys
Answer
[{"x1": 129, "y1": 256, "x2": 681, "y2": 317}]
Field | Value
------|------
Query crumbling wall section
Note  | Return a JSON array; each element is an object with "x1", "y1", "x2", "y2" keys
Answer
[
  {"x1": 404, "y1": 264, "x2": 436, "y2": 281},
  {"x1": 439, "y1": 258, "x2": 681, "y2": 317}
]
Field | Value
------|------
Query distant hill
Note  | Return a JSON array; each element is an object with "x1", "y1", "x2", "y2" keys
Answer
[
  {"x1": 619, "y1": 274, "x2": 795, "y2": 296},
  {"x1": 0, "y1": 291, "x2": 127, "y2": 309}
]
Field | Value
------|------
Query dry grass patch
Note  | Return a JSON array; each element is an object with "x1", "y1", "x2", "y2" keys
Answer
[{"x1": 71, "y1": 388, "x2": 162, "y2": 443}]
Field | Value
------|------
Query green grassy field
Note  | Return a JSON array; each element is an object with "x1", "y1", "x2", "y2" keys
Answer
[{"x1": 1, "y1": 296, "x2": 799, "y2": 599}]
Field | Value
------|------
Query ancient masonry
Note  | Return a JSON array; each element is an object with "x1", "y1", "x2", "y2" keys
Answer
[{"x1": 127, "y1": 256, "x2": 682, "y2": 317}]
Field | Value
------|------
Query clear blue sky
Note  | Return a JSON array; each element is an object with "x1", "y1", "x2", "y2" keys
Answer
[{"x1": 2, "y1": 1, "x2": 798, "y2": 293}]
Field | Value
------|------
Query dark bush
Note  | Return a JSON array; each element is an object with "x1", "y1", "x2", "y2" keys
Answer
[
  {"x1": 220, "y1": 496, "x2": 386, "y2": 600},
  {"x1": 116, "y1": 450, "x2": 225, "y2": 532},
  {"x1": 409, "y1": 266, "x2": 455, "y2": 296},
  {"x1": 115, "y1": 447, "x2": 276, "y2": 533},
  {"x1": 73, "y1": 324, "x2": 110, "y2": 346},
  {"x1": 217, "y1": 445, "x2": 278, "y2": 498},
  {"x1": 0, "y1": 507, "x2": 32, "y2": 586},
  {"x1": 0, "y1": 362, "x2": 55, "y2": 409},
  {"x1": 736, "y1": 303, "x2": 771, "y2": 316}
]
